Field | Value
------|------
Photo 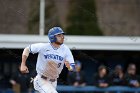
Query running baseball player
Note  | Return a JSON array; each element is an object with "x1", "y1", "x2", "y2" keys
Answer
[{"x1": 20, "y1": 27, "x2": 75, "y2": 93}]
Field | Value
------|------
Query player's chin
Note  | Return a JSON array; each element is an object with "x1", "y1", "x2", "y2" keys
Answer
[
  {"x1": 56, "y1": 41, "x2": 63, "y2": 45},
  {"x1": 59, "y1": 40, "x2": 64, "y2": 44},
  {"x1": 61, "y1": 41, "x2": 64, "y2": 44},
  {"x1": 59, "y1": 42, "x2": 64, "y2": 45}
]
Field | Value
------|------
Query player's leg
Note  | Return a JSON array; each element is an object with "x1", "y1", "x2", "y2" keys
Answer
[
  {"x1": 43, "y1": 81, "x2": 58, "y2": 93},
  {"x1": 51, "y1": 80, "x2": 57, "y2": 89},
  {"x1": 33, "y1": 75, "x2": 58, "y2": 93},
  {"x1": 33, "y1": 75, "x2": 48, "y2": 93}
]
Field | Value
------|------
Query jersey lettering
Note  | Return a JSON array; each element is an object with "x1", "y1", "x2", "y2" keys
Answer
[{"x1": 44, "y1": 54, "x2": 64, "y2": 61}]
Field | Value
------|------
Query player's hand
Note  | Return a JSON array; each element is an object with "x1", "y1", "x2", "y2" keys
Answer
[
  {"x1": 65, "y1": 61, "x2": 72, "y2": 71},
  {"x1": 20, "y1": 64, "x2": 29, "y2": 73}
]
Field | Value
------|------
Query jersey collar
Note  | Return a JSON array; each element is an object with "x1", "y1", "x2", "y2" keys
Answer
[{"x1": 50, "y1": 43, "x2": 63, "y2": 50}]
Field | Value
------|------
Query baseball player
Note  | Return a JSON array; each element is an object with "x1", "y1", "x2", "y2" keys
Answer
[{"x1": 20, "y1": 27, "x2": 75, "y2": 93}]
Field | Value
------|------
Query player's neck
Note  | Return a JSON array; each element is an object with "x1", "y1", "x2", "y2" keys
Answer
[{"x1": 51, "y1": 42, "x2": 61, "y2": 48}]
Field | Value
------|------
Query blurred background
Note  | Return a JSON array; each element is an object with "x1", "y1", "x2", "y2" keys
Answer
[{"x1": 0, "y1": 0, "x2": 140, "y2": 93}]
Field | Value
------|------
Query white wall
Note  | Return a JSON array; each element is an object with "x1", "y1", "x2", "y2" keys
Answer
[{"x1": 0, "y1": 34, "x2": 140, "y2": 51}]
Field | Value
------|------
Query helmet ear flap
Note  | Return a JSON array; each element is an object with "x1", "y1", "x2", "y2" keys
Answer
[{"x1": 49, "y1": 35, "x2": 57, "y2": 43}]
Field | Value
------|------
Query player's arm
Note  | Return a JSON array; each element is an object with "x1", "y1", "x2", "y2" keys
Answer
[
  {"x1": 65, "y1": 61, "x2": 75, "y2": 71},
  {"x1": 20, "y1": 47, "x2": 30, "y2": 73},
  {"x1": 20, "y1": 43, "x2": 44, "y2": 73},
  {"x1": 65, "y1": 47, "x2": 75, "y2": 71}
]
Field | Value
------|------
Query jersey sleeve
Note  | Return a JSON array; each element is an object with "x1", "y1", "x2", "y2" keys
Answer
[
  {"x1": 65, "y1": 47, "x2": 75, "y2": 66},
  {"x1": 29, "y1": 43, "x2": 44, "y2": 54}
]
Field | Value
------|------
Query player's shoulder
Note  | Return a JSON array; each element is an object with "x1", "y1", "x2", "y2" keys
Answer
[
  {"x1": 31, "y1": 43, "x2": 49, "y2": 47},
  {"x1": 61, "y1": 44, "x2": 71, "y2": 52},
  {"x1": 61, "y1": 44, "x2": 69, "y2": 49}
]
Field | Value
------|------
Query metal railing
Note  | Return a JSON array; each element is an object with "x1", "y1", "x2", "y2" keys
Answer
[
  {"x1": 57, "y1": 86, "x2": 140, "y2": 93},
  {"x1": 1, "y1": 86, "x2": 140, "y2": 93}
]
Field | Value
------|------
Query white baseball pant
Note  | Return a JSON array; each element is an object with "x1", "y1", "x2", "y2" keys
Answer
[{"x1": 33, "y1": 74, "x2": 58, "y2": 93}]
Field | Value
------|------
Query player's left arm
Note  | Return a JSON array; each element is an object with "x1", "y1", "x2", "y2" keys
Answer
[
  {"x1": 65, "y1": 61, "x2": 75, "y2": 71},
  {"x1": 64, "y1": 48, "x2": 75, "y2": 71}
]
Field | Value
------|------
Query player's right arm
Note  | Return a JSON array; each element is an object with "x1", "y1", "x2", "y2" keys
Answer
[
  {"x1": 20, "y1": 43, "x2": 44, "y2": 73},
  {"x1": 20, "y1": 47, "x2": 30, "y2": 73}
]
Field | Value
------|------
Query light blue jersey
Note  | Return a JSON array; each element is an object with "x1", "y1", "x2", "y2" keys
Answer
[{"x1": 29, "y1": 43, "x2": 74, "y2": 79}]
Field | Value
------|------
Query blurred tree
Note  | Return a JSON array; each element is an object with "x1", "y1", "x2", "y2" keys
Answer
[
  {"x1": 28, "y1": 0, "x2": 40, "y2": 34},
  {"x1": 66, "y1": 0, "x2": 102, "y2": 35},
  {"x1": 44, "y1": 0, "x2": 61, "y2": 34},
  {"x1": 28, "y1": 0, "x2": 60, "y2": 34}
]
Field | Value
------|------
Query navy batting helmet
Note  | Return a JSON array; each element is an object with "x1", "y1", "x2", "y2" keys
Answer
[{"x1": 48, "y1": 27, "x2": 65, "y2": 43}]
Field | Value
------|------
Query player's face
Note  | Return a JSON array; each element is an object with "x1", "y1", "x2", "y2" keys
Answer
[{"x1": 55, "y1": 34, "x2": 64, "y2": 45}]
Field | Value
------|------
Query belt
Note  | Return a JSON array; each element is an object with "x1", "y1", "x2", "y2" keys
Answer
[{"x1": 41, "y1": 75, "x2": 56, "y2": 82}]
